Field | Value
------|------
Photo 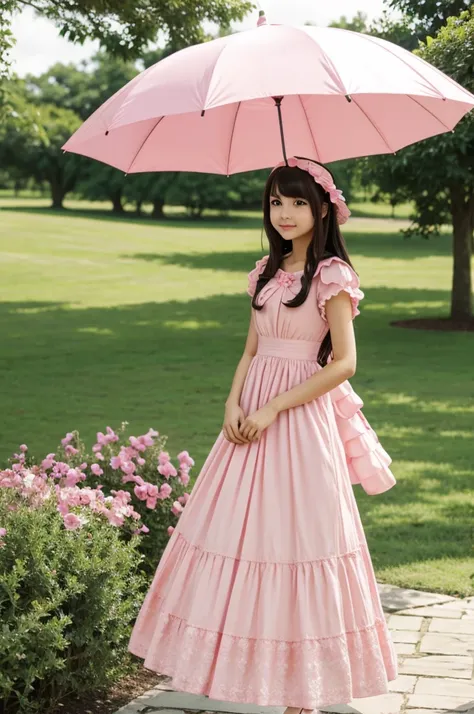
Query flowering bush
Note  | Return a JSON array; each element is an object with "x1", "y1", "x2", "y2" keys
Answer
[
  {"x1": 0, "y1": 423, "x2": 195, "y2": 713},
  {"x1": 0, "y1": 493, "x2": 146, "y2": 714},
  {"x1": 1, "y1": 421, "x2": 194, "y2": 577}
]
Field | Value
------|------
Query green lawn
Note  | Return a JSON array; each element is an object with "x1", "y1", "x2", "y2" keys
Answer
[{"x1": 1, "y1": 198, "x2": 473, "y2": 596}]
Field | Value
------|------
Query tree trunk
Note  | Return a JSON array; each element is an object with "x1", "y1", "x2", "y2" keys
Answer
[
  {"x1": 450, "y1": 185, "x2": 473, "y2": 320},
  {"x1": 152, "y1": 197, "x2": 165, "y2": 219},
  {"x1": 111, "y1": 189, "x2": 124, "y2": 214},
  {"x1": 50, "y1": 179, "x2": 65, "y2": 210},
  {"x1": 135, "y1": 199, "x2": 143, "y2": 216}
]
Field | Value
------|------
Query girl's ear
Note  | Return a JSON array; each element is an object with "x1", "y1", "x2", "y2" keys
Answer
[{"x1": 322, "y1": 202, "x2": 329, "y2": 218}]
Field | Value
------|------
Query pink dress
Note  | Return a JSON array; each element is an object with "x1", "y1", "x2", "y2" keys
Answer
[{"x1": 128, "y1": 255, "x2": 399, "y2": 709}]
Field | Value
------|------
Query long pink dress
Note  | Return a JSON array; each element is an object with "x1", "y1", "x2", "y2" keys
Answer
[{"x1": 128, "y1": 255, "x2": 398, "y2": 709}]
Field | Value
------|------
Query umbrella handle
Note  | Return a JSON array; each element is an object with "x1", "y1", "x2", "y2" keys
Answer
[{"x1": 273, "y1": 96, "x2": 289, "y2": 166}]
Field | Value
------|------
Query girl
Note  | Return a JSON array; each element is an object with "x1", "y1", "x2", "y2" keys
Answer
[{"x1": 128, "y1": 156, "x2": 398, "y2": 714}]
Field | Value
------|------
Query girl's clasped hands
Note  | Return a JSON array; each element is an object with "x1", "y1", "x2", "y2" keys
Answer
[{"x1": 222, "y1": 402, "x2": 279, "y2": 444}]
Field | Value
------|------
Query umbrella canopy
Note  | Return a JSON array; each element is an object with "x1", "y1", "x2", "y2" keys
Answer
[{"x1": 62, "y1": 13, "x2": 474, "y2": 174}]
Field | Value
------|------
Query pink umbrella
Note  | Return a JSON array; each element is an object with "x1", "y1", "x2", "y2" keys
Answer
[{"x1": 62, "y1": 11, "x2": 474, "y2": 174}]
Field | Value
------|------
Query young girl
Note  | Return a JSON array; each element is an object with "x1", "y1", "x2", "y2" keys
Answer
[{"x1": 128, "y1": 156, "x2": 398, "y2": 714}]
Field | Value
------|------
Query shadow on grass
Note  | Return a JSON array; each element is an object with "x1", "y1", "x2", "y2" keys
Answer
[
  {"x1": 0, "y1": 283, "x2": 473, "y2": 585},
  {"x1": 124, "y1": 233, "x2": 452, "y2": 273},
  {"x1": 0, "y1": 203, "x2": 267, "y2": 231},
  {"x1": 1, "y1": 203, "x2": 452, "y2": 264}
]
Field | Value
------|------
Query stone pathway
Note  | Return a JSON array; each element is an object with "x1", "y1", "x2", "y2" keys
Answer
[{"x1": 116, "y1": 584, "x2": 474, "y2": 714}]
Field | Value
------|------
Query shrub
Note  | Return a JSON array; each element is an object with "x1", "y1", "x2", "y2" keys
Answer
[
  {"x1": 0, "y1": 422, "x2": 195, "y2": 712},
  {"x1": 0, "y1": 493, "x2": 145, "y2": 713}
]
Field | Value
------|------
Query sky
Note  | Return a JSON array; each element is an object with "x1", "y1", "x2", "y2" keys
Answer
[{"x1": 9, "y1": 0, "x2": 392, "y2": 77}]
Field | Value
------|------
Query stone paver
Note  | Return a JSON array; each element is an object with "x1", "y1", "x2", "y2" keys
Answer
[
  {"x1": 118, "y1": 584, "x2": 474, "y2": 714},
  {"x1": 396, "y1": 606, "x2": 463, "y2": 619},
  {"x1": 429, "y1": 617, "x2": 474, "y2": 635},
  {"x1": 391, "y1": 630, "x2": 422, "y2": 644},
  {"x1": 377, "y1": 583, "x2": 456, "y2": 612},
  {"x1": 407, "y1": 711, "x2": 474, "y2": 714},
  {"x1": 420, "y1": 632, "x2": 474, "y2": 656},
  {"x1": 394, "y1": 642, "x2": 417, "y2": 655},
  {"x1": 414, "y1": 676, "x2": 474, "y2": 698},
  {"x1": 344, "y1": 693, "x2": 405, "y2": 713},
  {"x1": 388, "y1": 614, "x2": 424, "y2": 631},
  {"x1": 398, "y1": 654, "x2": 473, "y2": 679},
  {"x1": 388, "y1": 675, "x2": 417, "y2": 694},
  {"x1": 407, "y1": 693, "x2": 474, "y2": 710}
]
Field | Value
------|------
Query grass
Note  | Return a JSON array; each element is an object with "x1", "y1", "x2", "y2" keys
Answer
[{"x1": 0, "y1": 197, "x2": 473, "y2": 596}]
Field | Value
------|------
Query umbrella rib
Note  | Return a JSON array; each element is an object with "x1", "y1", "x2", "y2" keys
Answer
[
  {"x1": 298, "y1": 95, "x2": 321, "y2": 162},
  {"x1": 407, "y1": 94, "x2": 452, "y2": 130},
  {"x1": 350, "y1": 96, "x2": 395, "y2": 153},
  {"x1": 127, "y1": 116, "x2": 165, "y2": 173},
  {"x1": 226, "y1": 101, "x2": 241, "y2": 175}
]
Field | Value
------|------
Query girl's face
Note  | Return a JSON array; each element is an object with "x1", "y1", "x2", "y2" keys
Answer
[{"x1": 269, "y1": 189, "x2": 327, "y2": 242}]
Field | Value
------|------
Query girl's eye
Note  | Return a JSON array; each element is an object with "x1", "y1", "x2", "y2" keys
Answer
[{"x1": 270, "y1": 199, "x2": 307, "y2": 206}]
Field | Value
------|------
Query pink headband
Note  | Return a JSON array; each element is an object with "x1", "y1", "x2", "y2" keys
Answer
[{"x1": 271, "y1": 156, "x2": 351, "y2": 225}]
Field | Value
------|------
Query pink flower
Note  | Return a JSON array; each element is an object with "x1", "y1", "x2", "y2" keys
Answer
[
  {"x1": 160, "y1": 482, "x2": 172, "y2": 498},
  {"x1": 171, "y1": 500, "x2": 183, "y2": 516},
  {"x1": 106, "y1": 511, "x2": 124, "y2": 527},
  {"x1": 63, "y1": 513, "x2": 82, "y2": 530},
  {"x1": 0, "y1": 527, "x2": 6, "y2": 537},
  {"x1": 64, "y1": 468, "x2": 83, "y2": 487},
  {"x1": 146, "y1": 497, "x2": 157, "y2": 510},
  {"x1": 61, "y1": 433, "x2": 74, "y2": 446},
  {"x1": 110, "y1": 455, "x2": 123, "y2": 470},
  {"x1": 129, "y1": 428, "x2": 158, "y2": 451},
  {"x1": 64, "y1": 445, "x2": 79, "y2": 456},
  {"x1": 19, "y1": 444, "x2": 28, "y2": 452},
  {"x1": 158, "y1": 451, "x2": 170, "y2": 464},
  {"x1": 41, "y1": 454, "x2": 55, "y2": 470},
  {"x1": 177, "y1": 451, "x2": 194, "y2": 467},
  {"x1": 158, "y1": 461, "x2": 178, "y2": 479},
  {"x1": 179, "y1": 471, "x2": 190, "y2": 487},
  {"x1": 134, "y1": 484, "x2": 148, "y2": 500},
  {"x1": 167, "y1": 526, "x2": 175, "y2": 536},
  {"x1": 91, "y1": 463, "x2": 103, "y2": 476}
]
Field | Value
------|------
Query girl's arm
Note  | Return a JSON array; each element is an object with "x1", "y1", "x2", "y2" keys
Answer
[
  {"x1": 223, "y1": 309, "x2": 258, "y2": 444},
  {"x1": 225, "y1": 308, "x2": 259, "y2": 407},
  {"x1": 268, "y1": 291, "x2": 356, "y2": 414}
]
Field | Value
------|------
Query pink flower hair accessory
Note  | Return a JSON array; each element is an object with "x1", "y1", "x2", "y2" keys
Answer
[{"x1": 271, "y1": 156, "x2": 351, "y2": 225}]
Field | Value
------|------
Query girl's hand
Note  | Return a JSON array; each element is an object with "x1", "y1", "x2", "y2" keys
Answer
[
  {"x1": 239, "y1": 403, "x2": 279, "y2": 442},
  {"x1": 222, "y1": 402, "x2": 250, "y2": 444}
]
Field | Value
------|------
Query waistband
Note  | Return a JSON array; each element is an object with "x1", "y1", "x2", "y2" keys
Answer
[{"x1": 256, "y1": 335, "x2": 322, "y2": 361}]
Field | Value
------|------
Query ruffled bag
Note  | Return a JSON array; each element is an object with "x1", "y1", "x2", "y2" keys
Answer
[{"x1": 317, "y1": 257, "x2": 396, "y2": 496}]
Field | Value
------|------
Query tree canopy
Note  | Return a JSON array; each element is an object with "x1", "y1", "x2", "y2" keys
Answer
[
  {"x1": 365, "y1": 8, "x2": 474, "y2": 321},
  {"x1": 388, "y1": 0, "x2": 472, "y2": 37},
  {"x1": 1, "y1": 0, "x2": 254, "y2": 76}
]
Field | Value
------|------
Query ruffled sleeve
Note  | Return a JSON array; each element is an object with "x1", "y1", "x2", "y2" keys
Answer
[
  {"x1": 247, "y1": 254, "x2": 270, "y2": 297},
  {"x1": 316, "y1": 257, "x2": 364, "y2": 321}
]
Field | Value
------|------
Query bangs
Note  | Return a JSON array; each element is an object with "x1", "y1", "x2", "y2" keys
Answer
[{"x1": 269, "y1": 166, "x2": 314, "y2": 201}]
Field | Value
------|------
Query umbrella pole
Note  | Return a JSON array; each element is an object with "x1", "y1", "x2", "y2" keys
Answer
[{"x1": 273, "y1": 96, "x2": 289, "y2": 166}]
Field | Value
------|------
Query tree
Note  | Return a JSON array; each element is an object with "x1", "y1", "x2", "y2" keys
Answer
[
  {"x1": 0, "y1": 83, "x2": 85, "y2": 209},
  {"x1": 2, "y1": 0, "x2": 254, "y2": 69},
  {"x1": 369, "y1": 10, "x2": 418, "y2": 50},
  {"x1": 329, "y1": 11, "x2": 370, "y2": 33},
  {"x1": 365, "y1": 9, "x2": 474, "y2": 323},
  {"x1": 24, "y1": 52, "x2": 139, "y2": 121},
  {"x1": 388, "y1": 0, "x2": 471, "y2": 37}
]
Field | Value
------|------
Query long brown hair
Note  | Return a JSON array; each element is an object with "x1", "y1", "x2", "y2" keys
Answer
[{"x1": 251, "y1": 156, "x2": 356, "y2": 367}]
